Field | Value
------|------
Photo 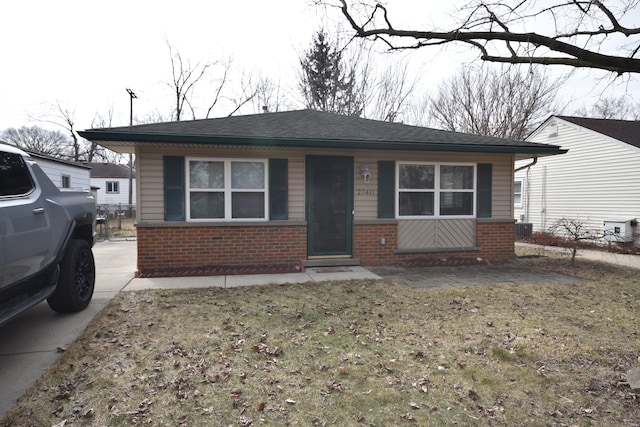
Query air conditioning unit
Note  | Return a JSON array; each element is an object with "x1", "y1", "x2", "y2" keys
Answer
[{"x1": 603, "y1": 219, "x2": 637, "y2": 243}]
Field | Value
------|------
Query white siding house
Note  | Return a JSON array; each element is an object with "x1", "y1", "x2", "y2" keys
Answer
[
  {"x1": 515, "y1": 116, "x2": 640, "y2": 244},
  {"x1": 28, "y1": 151, "x2": 91, "y2": 190},
  {"x1": 88, "y1": 163, "x2": 137, "y2": 208}
]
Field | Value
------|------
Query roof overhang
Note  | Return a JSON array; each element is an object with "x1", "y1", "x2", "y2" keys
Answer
[{"x1": 78, "y1": 130, "x2": 567, "y2": 160}]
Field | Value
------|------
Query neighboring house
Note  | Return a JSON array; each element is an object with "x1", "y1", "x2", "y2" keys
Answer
[
  {"x1": 25, "y1": 150, "x2": 91, "y2": 190},
  {"x1": 79, "y1": 109, "x2": 564, "y2": 277},
  {"x1": 515, "y1": 115, "x2": 640, "y2": 244},
  {"x1": 87, "y1": 162, "x2": 136, "y2": 208}
]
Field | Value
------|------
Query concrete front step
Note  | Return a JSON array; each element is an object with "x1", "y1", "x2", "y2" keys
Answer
[{"x1": 301, "y1": 258, "x2": 361, "y2": 268}]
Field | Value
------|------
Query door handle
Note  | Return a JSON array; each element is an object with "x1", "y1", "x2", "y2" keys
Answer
[{"x1": 33, "y1": 207, "x2": 45, "y2": 215}]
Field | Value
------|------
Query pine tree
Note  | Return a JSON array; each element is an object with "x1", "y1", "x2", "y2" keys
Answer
[{"x1": 299, "y1": 30, "x2": 362, "y2": 116}]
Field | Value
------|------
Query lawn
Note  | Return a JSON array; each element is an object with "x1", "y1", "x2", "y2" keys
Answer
[{"x1": 2, "y1": 255, "x2": 639, "y2": 426}]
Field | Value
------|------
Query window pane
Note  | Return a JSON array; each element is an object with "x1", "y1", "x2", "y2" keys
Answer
[
  {"x1": 0, "y1": 152, "x2": 33, "y2": 196},
  {"x1": 440, "y1": 166, "x2": 474, "y2": 189},
  {"x1": 399, "y1": 164, "x2": 434, "y2": 189},
  {"x1": 232, "y1": 162, "x2": 264, "y2": 189},
  {"x1": 399, "y1": 192, "x2": 434, "y2": 216},
  {"x1": 440, "y1": 192, "x2": 473, "y2": 215},
  {"x1": 190, "y1": 192, "x2": 224, "y2": 218},
  {"x1": 232, "y1": 192, "x2": 265, "y2": 218},
  {"x1": 190, "y1": 161, "x2": 224, "y2": 189}
]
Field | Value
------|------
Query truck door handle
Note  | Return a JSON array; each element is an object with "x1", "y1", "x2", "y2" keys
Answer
[{"x1": 33, "y1": 207, "x2": 45, "y2": 215}]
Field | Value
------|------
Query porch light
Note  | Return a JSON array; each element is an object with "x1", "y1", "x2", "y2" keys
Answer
[{"x1": 361, "y1": 164, "x2": 370, "y2": 183}]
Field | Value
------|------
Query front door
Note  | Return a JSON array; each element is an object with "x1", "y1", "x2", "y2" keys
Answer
[{"x1": 306, "y1": 155, "x2": 353, "y2": 257}]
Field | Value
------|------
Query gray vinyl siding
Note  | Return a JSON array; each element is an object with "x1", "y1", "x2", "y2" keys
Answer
[
  {"x1": 137, "y1": 145, "x2": 514, "y2": 223},
  {"x1": 515, "y1": 118, "x2": 640, "y2": 242}
]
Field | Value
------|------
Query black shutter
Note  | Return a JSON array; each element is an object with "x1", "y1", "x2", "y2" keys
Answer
[
  {"x1": 477, "y1": 163, "x2": 492, "y2": 218},
  {"x1": 164, "y1": 156, "x2": 185, "y2": 221},
  {"x1": 378, "y1": 160, "x2": 395, "y2": 218},
  {"x1": 269, "y1": 158, "x2": 288, "y2": 220}
]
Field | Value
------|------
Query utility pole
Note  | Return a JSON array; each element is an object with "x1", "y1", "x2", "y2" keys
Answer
[{"x1": 126, "y1": 88, "x2": 137, "y2": 217}]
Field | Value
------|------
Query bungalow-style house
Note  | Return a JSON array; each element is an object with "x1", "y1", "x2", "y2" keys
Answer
[
  {"x1": 79, "y1": 109, "x2": 565, "y2": 277},
  {"x1": 86, "y1": 162, "x2": 137, "y2": 209},
  {"x1": 515, "y1": 116, "x2": 640, "y2": 244}
]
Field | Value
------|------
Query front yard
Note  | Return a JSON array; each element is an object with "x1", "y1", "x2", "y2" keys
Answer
[{"x1": 2, "y1": 256, "x2": 639, "y2": 426}]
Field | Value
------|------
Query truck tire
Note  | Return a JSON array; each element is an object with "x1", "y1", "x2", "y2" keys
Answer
[{"x1": 47, "y1": 239, "x2": 95, "y2": 313}]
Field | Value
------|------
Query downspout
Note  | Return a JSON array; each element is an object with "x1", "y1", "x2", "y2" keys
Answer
[
  {"x1": 514, "y1": 156, "x2": 537, "y2": 173},
  {"x1": 514, "y1": 157, "x2": 537, "y2": 223}
]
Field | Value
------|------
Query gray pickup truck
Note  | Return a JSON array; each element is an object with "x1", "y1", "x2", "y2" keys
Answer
[{"x1": 0, "y1": 143, "x2": 96, "y2": 327}]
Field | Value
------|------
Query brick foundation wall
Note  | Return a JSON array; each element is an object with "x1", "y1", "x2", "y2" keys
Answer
[
  {"x1": 136, "y1": 220, "x2": 515, "y2": 277},
  {"x1": 353, "y1": 220, "x2": 515, "y2": 267},
  {"x1": 475, "y1": 220, "x2": 516, "y2": 261},
  {"x1": 353, "y1": 223, "x2": 398, "y2": 265},
  {"x1": 136, "y1": 224, "x2": 307, "y2": 277}
]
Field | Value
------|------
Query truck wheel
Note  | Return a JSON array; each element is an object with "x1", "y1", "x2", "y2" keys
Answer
[{"x1": 47, "y1": 239, "x2": 95, "y2": 313}]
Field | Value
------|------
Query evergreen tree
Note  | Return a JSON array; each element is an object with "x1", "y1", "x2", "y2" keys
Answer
[{"x1": 299, "y1": 30, "x2": 362, "y2": 116}]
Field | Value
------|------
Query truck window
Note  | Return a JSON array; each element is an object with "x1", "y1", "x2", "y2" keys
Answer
[{"x1": 0, "y1": 152, "x2": 35, "y2": 196}]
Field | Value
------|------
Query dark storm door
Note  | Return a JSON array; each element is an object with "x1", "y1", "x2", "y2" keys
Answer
[{"x1": 306, "y1": 155, "x2": 354, "y2": 257}]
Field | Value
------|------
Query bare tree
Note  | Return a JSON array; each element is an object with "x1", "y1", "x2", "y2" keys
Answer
[
  {"x1": 166, "y1": 41, "x2": 259, "y2": 120},
  {"x1": 248, "y1": 74, "x2": 294, "y2": 113},
  {"x1": 328, "y1": 0, "x2": 640, "y2": 75},
  {"x1": 166, "y1": 40, "x2": 211, "y2": 121},
  {"x1": 366, "y1": 60, "x2": 418, "y2": 122},
  {"x1": 581, "y1": 96, "x2": 640, "y2": 119},
  {"x1": 548, "y1": 218, "x2": 602, "y2": 265},
  {"x1": 428, "y1": 66, "x2": 562, "y2": 139},
  {"x1": 226, "y1": 70, "x2": 260, "y2": 117},
  {"x1": 90, "y1": 109, "x2": 126, "y2": 163},
  {"x1": 32, "y1": 102, "x2": 88, "y2": 162},
  {"x1": 1, "y1": 126, "x2": 69, "y2": 157}
]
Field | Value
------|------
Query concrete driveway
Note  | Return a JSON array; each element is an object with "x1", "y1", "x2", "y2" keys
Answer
[{"x1": 0, "y1": 240, "x2": 136, "y2": 418}]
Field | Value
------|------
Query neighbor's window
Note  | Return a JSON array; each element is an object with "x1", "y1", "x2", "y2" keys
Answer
[
  {"x1": 187, "y1": 158, "x2": 267, "y2": 220},
  {"x1": 106, "y1": 181, "x2": 120, "y2": 194},
  {"x1": 398, "y1": 163, "x2": 475, "y2": 217},
  {"x1": 514, "y1": 180, "x2": 523, "y2": 208},
  {"x1": 61, "y1": 174, "x2": 71, "y2": 189}
]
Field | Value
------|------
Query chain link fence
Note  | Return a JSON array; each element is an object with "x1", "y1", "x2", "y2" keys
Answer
[{"x1": 96, "y1": 204, "x2": 137, "y2": 241}]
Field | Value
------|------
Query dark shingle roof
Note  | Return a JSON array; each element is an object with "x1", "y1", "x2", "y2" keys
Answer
[
  {"x1": 87, "y1": 163, "x2": 135, "y2": 178},
  {"x1": 557, "y1": 116, "x2": 640, "y2": 149},
  {"x1": 79, "y1": 109, "x2": 565, "y2": 156}
]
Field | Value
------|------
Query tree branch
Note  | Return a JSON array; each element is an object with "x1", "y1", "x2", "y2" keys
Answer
[{"x1": 336, "y1": 0, "x2": 640, "y2": 75}]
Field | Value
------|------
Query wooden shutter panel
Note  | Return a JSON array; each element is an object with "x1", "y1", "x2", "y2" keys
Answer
[
  {"x1": 476, "y1": 163, "x2": 492, "y2": 218},
  {"x1": 378, "y1": 160, "x2": 395, "y2": 218},
  {"x1": 269, "y1": 158, "x2": 288, "y2": 220},
  {"x1": 164, "y1": 156, "x2": 185, "y2": 221}
]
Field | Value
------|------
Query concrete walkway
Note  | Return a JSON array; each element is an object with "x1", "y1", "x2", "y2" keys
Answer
[{"x1": 125, "y1": 266, "x2": 380, "y2": 291}]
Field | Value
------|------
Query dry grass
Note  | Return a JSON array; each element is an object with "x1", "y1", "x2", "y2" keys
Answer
[
  {"x1": 3, "y1": 256, "x2": 640, "y2": 426},
  {"x1": 97, "y1": 217, "x2": 136, "y2": 240}
]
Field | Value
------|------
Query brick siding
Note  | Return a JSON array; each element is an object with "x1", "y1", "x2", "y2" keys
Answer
[
  {"x1": 136, "y1": 220, "x2": 514, "y2": 277},
  {"x1": 136, "y1": 224, "x2": 306, "y2": 277}
]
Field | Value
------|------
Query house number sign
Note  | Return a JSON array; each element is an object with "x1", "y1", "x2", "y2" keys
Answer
[{"x1": 356, "y1": 189, "x2": 375, "y2": 196}]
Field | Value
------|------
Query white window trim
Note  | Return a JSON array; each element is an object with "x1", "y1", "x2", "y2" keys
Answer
[
  {"x1": 514, "y1": 179, "x2": 523, "y2": 208},
  {"x1": 396, "y1": 162, "x2": 477, "y2": 219},
  {"x1": 106, "y1": 181, "x2": 120, "y2": 194},
  {"x1": 186, "y1": 157, "x2": 269, "y2": 222}
]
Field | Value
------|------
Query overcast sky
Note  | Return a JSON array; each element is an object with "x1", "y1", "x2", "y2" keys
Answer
[{"x1": 1, "y1": 0, "x2": 638, "y2": 133}]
